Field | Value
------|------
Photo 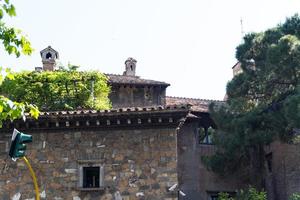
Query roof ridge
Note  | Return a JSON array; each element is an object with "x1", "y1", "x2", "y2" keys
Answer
[
  {"x1": 105, "y1": 73, "x2": 140, "y2": 78},
  {"x1": 166, "y1": 96, "x2": 224, "y2": 102}
]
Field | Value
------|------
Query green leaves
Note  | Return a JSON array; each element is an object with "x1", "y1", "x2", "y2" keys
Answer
[
  {"x1": 205, "y1": 14, "x2": 300, "y2": 185},
  {"x1": 216, "y1": 187, "x2": 266, "y2": 200},
  {"x1": 0, "y1": 0, "x2": 33, "y2": 57},
  {"x1": 28, "y1": 104, "x2": 39, "y2": 119},
  {"x1": 0, "y1": 23, "x2": 33, "y2": 57},
  {"x1": 0, "y1": 1, "x2": 36, "y2": 127},
  {"x1": 0, "y1": 70, "x2": 111, "y2": 111}
]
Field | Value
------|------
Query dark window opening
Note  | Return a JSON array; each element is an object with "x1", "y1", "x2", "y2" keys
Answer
[
  {"x1": 46, "y1": 52, "x2": 52, "y2": 59},
  {"x1": 83, "y1": 167, "x2": 100, "y2": 188},
  {"x1": 198, "y1": 127, "x2": 214, "y2": 144},
  {"x1": 266, "y1": 153, "x2": 272, "y2": 172},
  {"x1": 207, "y1": 191, "x2": 236, "y2": 200},
  {"x1": 130, "y1": 65, "x2": 133, "y2": 71},
  {"x1": 210, "y1": 194, "x2": 218, "y2": 200}
]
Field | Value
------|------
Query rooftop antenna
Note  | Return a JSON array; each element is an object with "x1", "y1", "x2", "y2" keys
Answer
[{"x1": 240, "y1": 18, "x2": 245, "y2": 39}]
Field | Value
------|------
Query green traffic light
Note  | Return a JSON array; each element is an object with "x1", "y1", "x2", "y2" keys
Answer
[
  {"x1": 19, "y1": 133, "x2": 32, "y2": 144},
  {"x1": 9, "y1": 129, "x2": 32, "y2": 159}
]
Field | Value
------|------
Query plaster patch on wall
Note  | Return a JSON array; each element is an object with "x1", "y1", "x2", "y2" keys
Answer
[
  {"x1": 40, "y1": 190, "x2": 46, "y2": 198},
  {"x1": 12, "y1": 192, "x2": 21, "y2": 200},
  {"x1": 65, "y1": 169, "x2": 77, "y2": 173},
  {"x1": 136, "y1": 192, "x2": 144, "y2": 197},
  {"x1": 114, "y1": 191, "x2": 122, "y2": 200},
  {"x1": 73, "y1": 196, "x2": 81, "y2": 200}
]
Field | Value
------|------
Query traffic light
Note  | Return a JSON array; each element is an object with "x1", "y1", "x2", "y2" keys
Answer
[{"x1": 9, "y1": 129, "x2": 32, "y2": 160}]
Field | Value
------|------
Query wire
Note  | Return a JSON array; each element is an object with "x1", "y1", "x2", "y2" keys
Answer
[{"x1": 22, "y1": 156, "x2": 40, "y2": 200}]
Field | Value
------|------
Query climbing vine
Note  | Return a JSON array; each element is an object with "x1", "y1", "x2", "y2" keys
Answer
[{"x1": 0, "y1": 70, "x2": 111, "y2": 111}]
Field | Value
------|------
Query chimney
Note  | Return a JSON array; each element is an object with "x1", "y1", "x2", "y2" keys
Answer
[
  {"x1": 40, "y1": 46, "x2": 59, "y2": 71},
  {"x1": 123, "y1": 57, "x2": 137, "y2": 76}
]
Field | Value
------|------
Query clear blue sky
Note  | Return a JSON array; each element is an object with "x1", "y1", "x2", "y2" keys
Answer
[{"x1": 1, "y1": 0, "x2": 299, "y2": 100}]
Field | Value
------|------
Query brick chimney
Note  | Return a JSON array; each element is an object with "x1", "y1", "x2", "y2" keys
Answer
[
  {"x1": 40, "y1": 46, "x2": 59, "y2": 71},
  {"x1": 123, "y1": 57, "x2": 137, "y2": 76}
]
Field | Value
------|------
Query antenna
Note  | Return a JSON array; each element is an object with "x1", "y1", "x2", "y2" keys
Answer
[{"x1": 240, "y1": 18, "x2": 245, "y2": 38}]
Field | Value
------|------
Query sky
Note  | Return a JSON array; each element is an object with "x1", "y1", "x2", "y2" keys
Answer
[{"x1": 1, "y1": 0, "x2": 300, "y2": 100}]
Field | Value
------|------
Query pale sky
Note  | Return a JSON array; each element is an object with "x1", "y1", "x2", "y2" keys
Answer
[{"x1": 1, "y1": 0, "x2": 300, "y2": 100}]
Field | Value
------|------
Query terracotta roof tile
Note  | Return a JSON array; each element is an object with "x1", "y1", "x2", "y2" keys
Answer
[
  {"x1": 166, "y1": 96, "x2": 224, "y2": 112},
  {"x1": 106, "y1": 74, "x2": 170, "y2": 86},
  {"x1": 38, "y1": 105, "x2": 190, "y2": 117}
]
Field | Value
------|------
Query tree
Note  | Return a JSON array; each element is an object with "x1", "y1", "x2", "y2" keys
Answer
[
  {"x1": 204, "y1": 14, "x2": 300, "y2": 188},
  {"x1": 0, "y1": 0, "x2": 38, "y2": 127}
]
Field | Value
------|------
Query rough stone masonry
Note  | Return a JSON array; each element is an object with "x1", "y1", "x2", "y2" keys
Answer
[{"x1": 0, "y1": 106, "x2": 187, "y2": 200}]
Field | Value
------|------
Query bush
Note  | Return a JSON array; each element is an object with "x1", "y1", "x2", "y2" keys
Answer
[
  {"x1": 218, "y1": 187, "x2": 266, "y2": 200},
  {"x1": 0, "y1": 70, "x2": 111, "y2": 111},
  {"x1": 289, "y1": 193, "x2": 300, "y2": 200}
]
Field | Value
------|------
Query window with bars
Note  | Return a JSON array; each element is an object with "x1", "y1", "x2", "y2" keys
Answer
[{"x1": 78, "y1": 163, "x2": 104, "y2": 190}]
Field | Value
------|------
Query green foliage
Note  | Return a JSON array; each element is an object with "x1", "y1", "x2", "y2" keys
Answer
[
  {"x1": 0, "y1": 0, "x2": 33, "y2": 57},
  {"x1": 205, "y1": 14, "x2": 300, "y2": 186},
  {"x1": 0, "y1": 70, "x2": 111, "y2": 111},
  {"x1": 236, "y1": 187, "x2": 266, "y2": 200},
  {"x1": 0, "y1": 0, "x2": 37, "y2": 127},
  {"x1": 0, "y1": 68, "x2": 39, "y2": 127},
  {"x1": 289, "y1": 193, "x2": 300, "y2": 200},
  {"x1": 218, "y1": 192, "x2": 234, "y2": 200},
  {"x1": 217, "y1": 187, "x2": 266, "y2": 200}
]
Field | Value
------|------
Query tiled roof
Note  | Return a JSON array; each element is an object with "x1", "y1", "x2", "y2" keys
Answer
[
  {"x1": 166, "y1": 96, "x2": 224, "y2": 112},
  {"x1": 2, "y1": 105, "x2": 191, "y2": 132},
  {"x1": 106, "y1": 74, "x2": 170, "y2": 86},
  {"x1": 36, "y1": 104, "x2": 190, "y2": 117}
]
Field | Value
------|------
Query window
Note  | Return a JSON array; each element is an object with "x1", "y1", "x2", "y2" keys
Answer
[
  {"x1": 197, "y1": 127, "x2": 215, "y2": 144},
  {"x1": 266, "y1": 152, "x2": 272, "y2": 172},
  {"x1": 83, "y1": 167, "x2": 100, "y2": 188},
  {"x1": 210, "y1": 194, "x2": 218, "y2": 200},
  {"x1": 78, "y1": 163, "x2": 104, "y2": 190}
]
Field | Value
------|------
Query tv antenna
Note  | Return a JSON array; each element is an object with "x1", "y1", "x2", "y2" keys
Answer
[{"x1": 240, "y1": 18, "x2": 245, "y2": 38}]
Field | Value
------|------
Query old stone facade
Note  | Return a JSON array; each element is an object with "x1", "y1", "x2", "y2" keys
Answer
[
  {"x1": 0, "y1": 47, "x2": 242, "y2": 200},
  {"x1": 107, "y1": 74, "x2": 168, "y2": 108},
  {"x1": 0, "y1": 106, "x2": 188, "y2": 200},
  {"x1": 1, "y1": 46, "x2": 299, "y2": 200}
]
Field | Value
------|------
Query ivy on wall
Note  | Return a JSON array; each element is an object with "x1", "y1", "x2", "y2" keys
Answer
[{"x1": 0, "y1": 70, "x2": 111, "y2": 111}]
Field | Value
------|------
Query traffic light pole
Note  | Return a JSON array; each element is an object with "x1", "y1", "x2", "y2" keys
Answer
[{"x1": 22, "y1": 156, "x2": 40, "y2": 200}]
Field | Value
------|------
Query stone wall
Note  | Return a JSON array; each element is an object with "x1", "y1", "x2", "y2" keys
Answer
[
  {"x1": 265, "y1": 141, "x2": 300, "y2": 200},
  {"x1": 0, "y1": 128, "x2": 178, "y2": 200},
  {"x1": 109, "y1": 85, "x2": 166, "y2": 108}
]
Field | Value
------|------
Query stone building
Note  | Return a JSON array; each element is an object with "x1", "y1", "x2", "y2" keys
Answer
[
  {"x1": 1, "y1": 46, "x2": 298, "y2": 200},
  {"x1": 0, "y1": 46, "x2": 244, "y2": 200}
]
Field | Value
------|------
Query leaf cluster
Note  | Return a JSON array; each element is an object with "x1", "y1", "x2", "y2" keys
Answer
[
  {"x1": 0, "y1": 0, "x2": 36, "y2": 127},
  {"x1": 0, "y1": 70, "x2": 111, "y2": 111},
  {"x1": 218, "y1": 187, "x2": 266, "y2": 200},
  {"x1": 0, "y1": 68, "x2": 39, "y2": 127},
  {"x1": 289, "y1": 193, "x2": 300, "y2": 200},
  {"x1": 0, "y1": 0, "x2": 32, "y2": 57}
]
